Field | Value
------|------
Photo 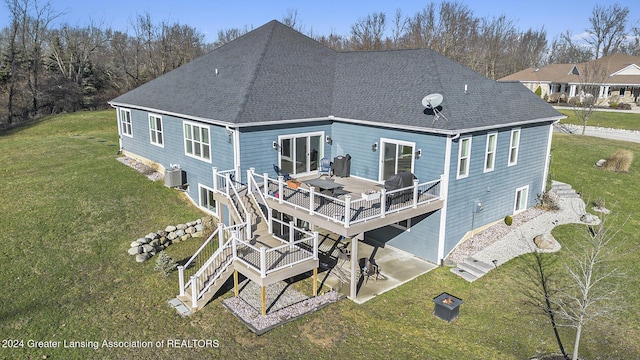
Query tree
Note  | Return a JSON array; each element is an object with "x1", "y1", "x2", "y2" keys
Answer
[
  {"x1": 349, "y1": 12, "x2": 387, "y2": 50},
  {"x1": 548, "y1": 31, "x2": 593, "y2": 64},
  {"x1": 523, "y1": 213, "x2": 629, "y2": 360},
  {"x1": 554, "y1": 214, "x2": 628, "y2": 360},
  {"x1": 281, "y1": 8, "x2": 303, "y2": 32},
  {"x1": 569, "y1": 60, "x2": 609, "y2": 135},
  {"x1": 586, "y1": 3, "x2": 630, "y2": 58}
]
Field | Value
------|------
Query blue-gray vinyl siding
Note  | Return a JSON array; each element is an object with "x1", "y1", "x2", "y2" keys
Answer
[
  {"x1": 238, "y1": 122, "x2": 332, "y2": 181},
  {"x1": 443, "y1": 123, "x2": 553, "y2": 258},
  {"x1": 239, "y1": 120, "x2": 448, "y2": 262},
  {"x1": 117, "y1": 107, "x2": 235, "y2": 207},
  {"x1": 328, "y1": 122, "x2": 447, "y2": 262}
]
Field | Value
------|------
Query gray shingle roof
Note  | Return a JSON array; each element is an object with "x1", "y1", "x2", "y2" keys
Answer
[{"x1": 110, "y1": 20, "x2": 563, "y2": 132}]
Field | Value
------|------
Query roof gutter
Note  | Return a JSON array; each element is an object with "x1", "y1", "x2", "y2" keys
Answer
[
  {"x1": 107, "y1": 101, "x2": 235, "y2": 128},
  {"x1": 108, "y1": 101, "x2": 564, "y2": 136}
]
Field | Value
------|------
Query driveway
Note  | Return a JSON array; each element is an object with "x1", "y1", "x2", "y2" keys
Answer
[{"x1": 553, "y1": 106, "x2": 640, "y2": 143}]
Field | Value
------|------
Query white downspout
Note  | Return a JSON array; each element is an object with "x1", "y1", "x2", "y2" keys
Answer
[
  {"x1": 542, "y1": 122, "x2": 556, "y2": 193},
  {"x1": 437, "y1": 134, "x2": 454, "y2": 265},
  {"x1": 226, "y1": 125, "x2": 241, "y2": 181}
]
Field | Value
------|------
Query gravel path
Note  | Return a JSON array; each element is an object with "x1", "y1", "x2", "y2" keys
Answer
[
  {"x1": 449, "y1": 195, "x2": 592, "y2": 266},
  {"x1": 116, "y1": 156, "x2": 164, "y2": 181}
]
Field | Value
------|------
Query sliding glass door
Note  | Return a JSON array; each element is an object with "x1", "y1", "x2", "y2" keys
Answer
[
  {"x1": 379, "y1": 138, "x2": 415, "y2": 181},
  {"x1": 279, "y1": 132, "x2": 323, "y2": 176}
]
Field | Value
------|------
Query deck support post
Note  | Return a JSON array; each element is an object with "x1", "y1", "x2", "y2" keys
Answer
[
  {"x1": 234, "y1": 270, "x2": 239, "y2": 297},
  {"x1": 313, "y1": 268, "x2": 318, "y2": 296},
  {"x1": 349, "y1": 234, "x2": 360, "y2": 300},
  {"x1": 261, "y1": 286, "x2": 267, "y2": 316}
]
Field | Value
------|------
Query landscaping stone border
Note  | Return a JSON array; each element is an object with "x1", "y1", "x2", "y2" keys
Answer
[{"x1": 127, "y1": 216, "x2": 214, "y2": 262}]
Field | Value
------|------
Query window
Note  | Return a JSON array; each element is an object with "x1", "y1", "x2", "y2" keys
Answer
[
  {"x1": 508, "y1": 129, "x2": 520, "y2": 166},
  {"x1": 149, "y1": 114, "x2": 163, "y2": 147},
  {"x1": 379, "y1": 138, "x2": 415, "y2": 181},
  {"x1": 184, "y1": 122, "x2": 211, "y2": 161},
  {"x1": 484, "y1": 133, "x2": 497, "y2": 172},
  {"x1": 514, "y1": 186, "x2": 529, "y2": 213},
  {"x1": 120, "y1": 109, "x2": 132, "y2": 137},
  {"x1": 457, "y1": 137, "x2": 471, "y2": 179},
  {"x1": 199, "y1": 185, "x2": 218, "y2": 216}
]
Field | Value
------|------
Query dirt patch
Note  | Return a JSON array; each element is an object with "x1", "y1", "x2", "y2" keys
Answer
[{"x1": 297, "y1": 307, "x2": 346, "y2": 348}]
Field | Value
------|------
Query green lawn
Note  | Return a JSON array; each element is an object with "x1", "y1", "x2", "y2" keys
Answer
[
  {"x1": 557, "y1": 108, "x2": 640, "y2": 131},
  {"x1": 1, "y1": 111, "x2": 638, "y2": 359}
]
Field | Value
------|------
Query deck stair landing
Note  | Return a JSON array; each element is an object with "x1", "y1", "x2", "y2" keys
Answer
[{"x1": 450, "y1": 257, "x2": 494, "y2": 282}]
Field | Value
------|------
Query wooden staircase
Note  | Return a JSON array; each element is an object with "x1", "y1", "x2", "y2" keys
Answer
[
  {"x1": 177, "y1": 265, "x2": 235, "y2": 311},
  {"x1": 175, "y1": 183, "x2": 274, "y2": 312}
]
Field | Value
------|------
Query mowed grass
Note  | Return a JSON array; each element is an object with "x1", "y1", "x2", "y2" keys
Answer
[
  {"x1": 558, "y1": 108, "x2": 640, "y2": 131},
  {"x1": 1, "y1": 111, "x2": 638, "y2": 359}
]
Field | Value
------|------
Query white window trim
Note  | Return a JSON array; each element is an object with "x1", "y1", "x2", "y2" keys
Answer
[
  {"x1": 277, "y1": 131, "x2": 325, "y2": 177},
  {"x1": 148, "y1": 114, "x2": 164, "y2": 147},
  {"x1": 183, "y1": 121, "x2": 212, "y2": 163},
  {"x1": 508, "y1": 128, "x2": 521, "y2": 167},
  {"x1": 198, "y1": 184, "x2": 219, "y2": 218},
  {"x1": 484, "y1": 132, "x2": 497, "y2": 173},
  {"x1": 378, "y1": 138, "x2": 416, "y2": 182},
  {"x1": 456, "y1": 137, "x2": 472, "y2": 179},
  {"x1": 119, "y1": 108, "x2": 133, "y2": 137},
  {"x1": 514, "y1": 185, "x2": 529, "y2": 214}
]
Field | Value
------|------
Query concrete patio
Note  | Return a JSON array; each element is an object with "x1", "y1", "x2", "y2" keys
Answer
[{"x1": 314, "y1": 232, "x2": 437, "y2": 304}]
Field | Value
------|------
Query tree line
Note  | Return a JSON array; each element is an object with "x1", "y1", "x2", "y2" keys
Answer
[{"x1": 1, "y1": 0, "x2": 638, "y2": 126}]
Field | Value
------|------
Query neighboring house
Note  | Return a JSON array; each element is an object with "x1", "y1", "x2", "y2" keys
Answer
[
  {"x1": 109, "y1": 20, "x2": 563, "y2": 306},
  {"x1": 499, "y1": 53, "x2": 640, "y2": 105}
]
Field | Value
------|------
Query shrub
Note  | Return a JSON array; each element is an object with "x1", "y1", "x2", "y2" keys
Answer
[
  {"x1": 538, "y1": 190, "x2": 560, "y2": 211},
  {"x1": 154, "y1": 251, "x2": 177, "y2": 276},
  {"x1": 504, "y1": 215, "x2": 513, "y2": 226},
  {"x1": 534, "y1": 86, "x2": 542, "y2": 97},
  {"x1": 602, "y1": 150, "x2": 633, "y2": 172}
]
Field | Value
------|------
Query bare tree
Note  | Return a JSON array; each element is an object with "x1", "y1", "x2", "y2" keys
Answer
[
  {"x1": 480, "y1": 15, "x2": 517, "y2": 79},
  {"x1": 569, "y1": 59, "x2": 611, "y2": 135},
  {"x1": 554, "y1": 214, "x2": 628, "y2": 360},
  {"x1": 349, "y1": 12, "x2": 387, "y2": 50},
  {"x1": 548, "y1": 31, "x2": 593, "y2": 64},
  {"x1": 213, "y1": 27, "x2": 250, "y2": 48},
  {"x1": 281, "y1": 8, "x2": 303, "y2": 32},
  {"x1": 389, "y1": 9, "x2": 407, "y2": 49},
  {"x1": 586, "y1": 3, "x2": 630, "y2": 58},
  {"x1": 511, "y1": 28, "x2": 548, "y2": 70},
  {"x1": 623, "y1": 25, "x2": 640, "y2": 56},
  {"x1": 5, "y1": 0, "x2": 61, "y2": 118}
]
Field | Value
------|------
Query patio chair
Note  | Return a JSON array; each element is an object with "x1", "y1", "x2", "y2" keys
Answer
[
  {"x1": 318, "y1": 157, "x2": 332, "y2": 177},
  {"x1": 273, "y1": 164, "x2": 292, "y2": 181},
  {"x1": 360, "y1": 257, "x2": 380, "y2": 284}
]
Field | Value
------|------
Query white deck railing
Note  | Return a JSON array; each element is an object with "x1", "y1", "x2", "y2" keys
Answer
[
  {"x1": 247, "y1": 170, "x2": 442, "y2": 228},
  {"x1": 212, "y1": 168, "x2": 252, "y2": 238},
  {"x1": 178, "y1": 220, "x2": 318, "y2": 308}
]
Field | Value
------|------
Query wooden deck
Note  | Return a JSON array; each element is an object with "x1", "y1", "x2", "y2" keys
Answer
[{"x1": 263, "y1": 174, "x2": 444, "y2": 237}]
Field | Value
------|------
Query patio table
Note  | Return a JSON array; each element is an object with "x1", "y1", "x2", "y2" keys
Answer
[{"x1": 304, "y1": 178, "x2": 344, "y2": 196}]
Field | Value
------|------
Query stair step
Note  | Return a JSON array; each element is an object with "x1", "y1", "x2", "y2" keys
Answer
[
  {"x1": 450, "y1": 267, "x2": 478, "y2": 282},
  {"x1": 551, "y1": 180, "x2": 572, "y2": 190},
  {"x1": 195, "y1": 266, "x2": 234, "y2": 309},
  {"x1": 457, "y1": 262, "x2": 488, "y2": 278},
  {"x1": 464, "y1": 257, "x2": 494, "y2": 272}
]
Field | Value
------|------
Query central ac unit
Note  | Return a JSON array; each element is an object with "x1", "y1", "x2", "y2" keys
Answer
[{"x1": 165, "y1": 168, "x2": 184, "y2": 187}]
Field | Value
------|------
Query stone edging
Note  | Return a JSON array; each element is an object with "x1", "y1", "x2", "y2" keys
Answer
[{"x1": 127, "y1": 217, "x2": 214, "y2": 262}]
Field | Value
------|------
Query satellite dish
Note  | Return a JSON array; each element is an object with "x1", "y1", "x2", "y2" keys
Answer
[{"x1": 422, "y1": 93, "x2": 443, "y2": 109}]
